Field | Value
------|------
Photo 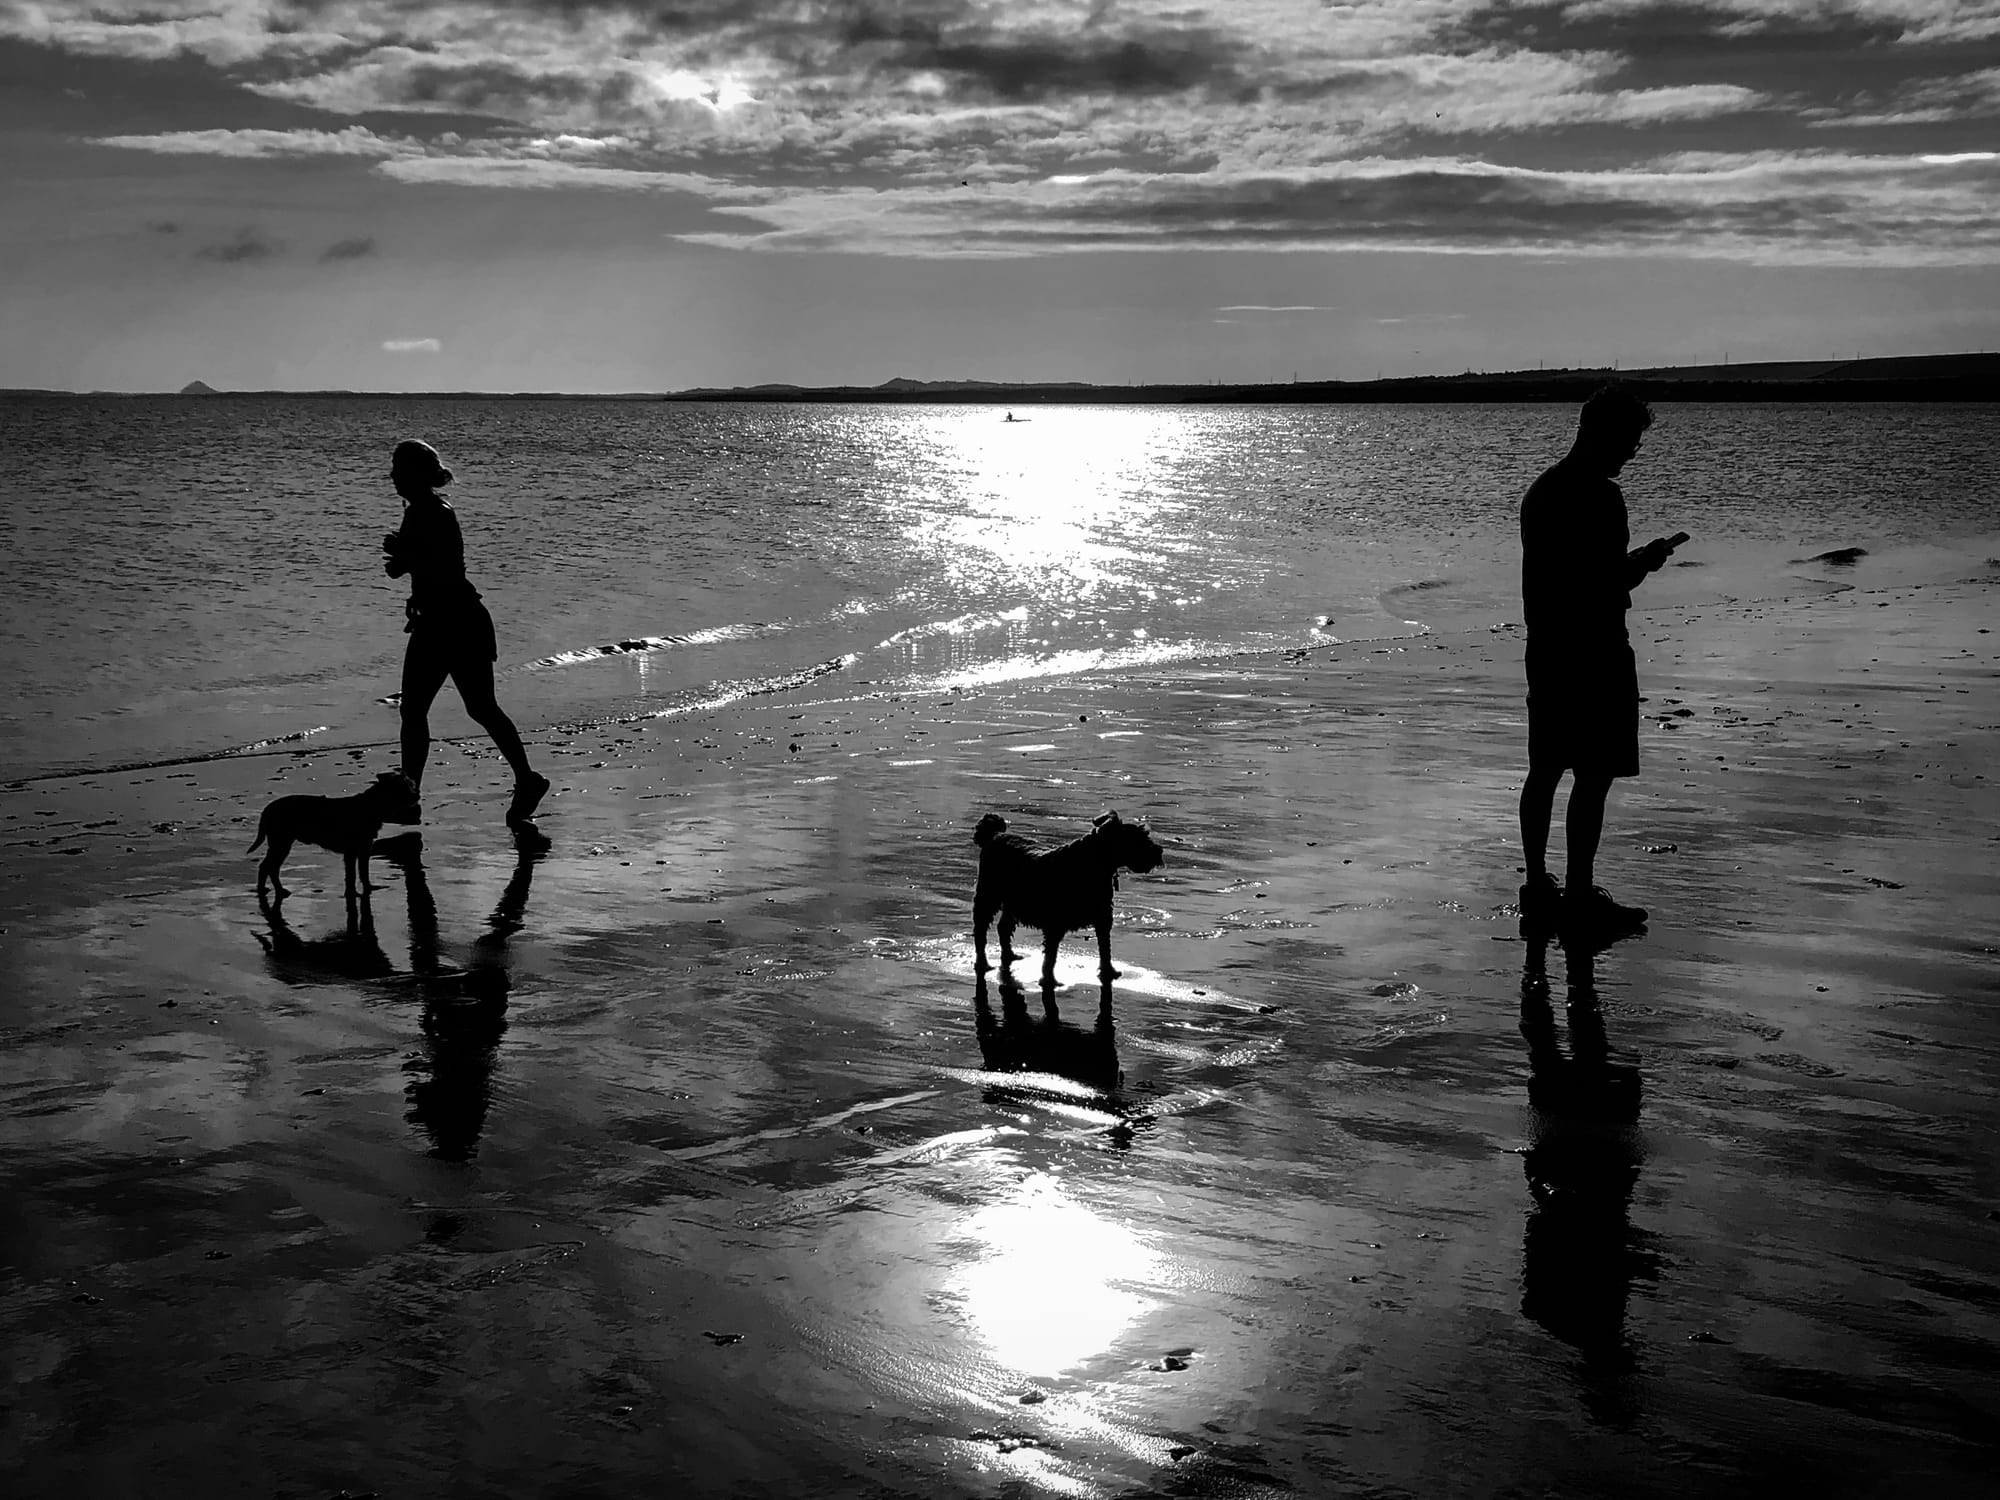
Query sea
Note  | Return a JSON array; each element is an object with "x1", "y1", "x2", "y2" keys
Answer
[{"x1": 3, "y1": 397, "x2": 1995, "y2": 783}]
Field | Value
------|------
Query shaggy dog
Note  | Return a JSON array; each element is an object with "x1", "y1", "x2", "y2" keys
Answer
[
  {"x1": 249, "y1": 770, "x2": 421, "y2": 902},
  {"x1": 973, "y1": 810, "x2": 1164, "y2": 985}
]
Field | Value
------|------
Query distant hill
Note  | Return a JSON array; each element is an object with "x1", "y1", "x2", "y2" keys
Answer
[
  {"x1": 667, "y1": 352, "x2": 2000, "y2": 405},
  {"x1": 0, "y1": 353, "x2": 1991, "y2": 402}
]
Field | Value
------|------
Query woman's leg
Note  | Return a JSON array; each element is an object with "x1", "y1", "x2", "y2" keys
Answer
[
  {"x1": 450, "y1": 655, "x2": 535, "y2": 782},
  {"x1": 400, "y1": 636, "x2": 453, "y2": 788}
]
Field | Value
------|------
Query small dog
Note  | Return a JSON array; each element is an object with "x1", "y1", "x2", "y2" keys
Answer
[
  {"x1": 973, "y1": 810, "x2": 1165, "y2": 985},
  {"x1": 249, "y1": 771, "x2": 421, "y2": 902}
]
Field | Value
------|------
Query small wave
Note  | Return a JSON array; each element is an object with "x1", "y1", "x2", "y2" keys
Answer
[
  {"x1": 523, "y1": 622, "x2": 766, "y2": 671},
  {"x1": 518, "y1": 597, "x2": 881, "y2": 674},
  {"x1": 910, "y1": 636, "x2": 1256, "y2": 692},
  {"x1": 1381, "y1": 577, "x2": 1454, "y2": 597},
  {"x1": 877, "y1": 605, "x2": 1029, "y2": 649},
  {"x1": 550, "y1": 653, "x2": 862, "y2": 735}
]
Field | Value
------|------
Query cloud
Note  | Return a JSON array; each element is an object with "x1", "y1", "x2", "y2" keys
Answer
[
  {"x1": 374, "y1": 152, "x2": 762, "y2": 196},
  {"x1": 197, "y1": 226, "x2": 280, "y2": 261},
  {"x1": 671, "y1": 149, "x2": 2000, "y2": 265},
  {"x1": 1803, "y1": 63, "x2": 2000, "y2": 129},
  {"x1": 34, "y1": 1, "x2": 2000, "y2": 264},
  {"x1": 321, "y1": 235, "x2": 377, "y2": 260},
  {"x1": 383, "y1": 337, "x2": 441, "y2": 353},
  {"x1": 96, "y1": 126, "x2": 423, "y2": 159}
]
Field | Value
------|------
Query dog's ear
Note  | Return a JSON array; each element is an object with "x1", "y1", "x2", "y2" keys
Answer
[{"x1": 1093, "y1": 810, "x2": 1121, "y2": 828}]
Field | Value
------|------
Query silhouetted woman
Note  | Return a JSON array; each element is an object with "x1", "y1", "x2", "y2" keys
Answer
[{"x1": 382, "y1": 439, "x2": 549, "y2": 825}]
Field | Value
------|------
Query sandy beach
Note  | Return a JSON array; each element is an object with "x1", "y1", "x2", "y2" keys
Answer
[{"x1": 3, "y1": 544, "x2": 1996, "y2": 1495}]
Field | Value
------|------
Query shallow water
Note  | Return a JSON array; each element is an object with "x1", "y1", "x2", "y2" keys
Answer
[{"x1": 3, "y1": 397, "x2": 1994, "y2": 780}]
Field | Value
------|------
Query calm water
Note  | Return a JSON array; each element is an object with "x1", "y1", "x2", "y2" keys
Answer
[{"x1": 2, "y1": 397, "x2": 1995, "y2": 781}]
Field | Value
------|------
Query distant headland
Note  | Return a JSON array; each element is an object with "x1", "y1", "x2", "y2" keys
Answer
[
  {"x1": 664, "y1": 351, "x2": 1999, "y2": 404},
  {"x1": 5, "y1": 351, "x2": 1994, "y2": 401}
]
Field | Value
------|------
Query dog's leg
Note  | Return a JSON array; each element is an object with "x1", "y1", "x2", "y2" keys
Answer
[
  {"x1": 343, "y1": 851, "x2": 359, "y2": 902},
  {"x1": 1096, "y1": 920, "x2": 1120, "y2": 981},
  {"x1": 973, "y1": 893, "x2": 995, "y2": 972},
  {"x1": 1041, "y1": 928, "x2": 1064, "y2": 988},
  {"x1": 259, "y1": 835, "x2": 293, "y2": 902},
  {"x1": 998, "y1": 914, "x2": 1021, "y2": 967}
]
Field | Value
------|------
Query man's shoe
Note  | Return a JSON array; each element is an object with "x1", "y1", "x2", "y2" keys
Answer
[
  {"x1": 1561, "y1": 885, "x2": 1648, "y2": 936},
  {"x1": 507, "y1": 772, "x2": 551, "y2": 826},
  {"x1": 1519, "y1": 872, "x2": 1563, "y2": 924}
]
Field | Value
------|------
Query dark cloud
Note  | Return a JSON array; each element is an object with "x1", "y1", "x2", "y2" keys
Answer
[
  {"x1": 321, "y1": 235, "x2": 377, "y2": 260},
  {"x1": 147, "y1": 219, "x2": 179, "y2": 233},
  {"x1": 198, "y1": 227, "x2": 281, "y2": 262},
  {"x1": 1453, "y1": 2, "x2": 2000, "y2": 103},
  {"x1": 839, "y1": 14, "x2": 1247, "y2": 100},
  {"x1": 1055, "y1": 170, "x2": 1689, "y2": 246},
  {"x1": 690, "y1": 149, "x2": 2000, "y2": 264}
]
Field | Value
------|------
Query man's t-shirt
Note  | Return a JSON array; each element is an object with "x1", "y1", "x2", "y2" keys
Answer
[{"x1": 1520, "y1": 460, "x2": 1638, "y2": 673}]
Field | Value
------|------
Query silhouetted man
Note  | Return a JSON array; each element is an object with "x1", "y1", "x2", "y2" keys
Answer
[{"x1": 1518, "y1": 387, "x2": 1684, "y2": 936}]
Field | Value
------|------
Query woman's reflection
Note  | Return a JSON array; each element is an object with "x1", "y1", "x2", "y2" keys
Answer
[
  {"x1": 382, "y1": 829, "x2": 547, "y2": 1161},
  {"x1": 1518, "y1": 932, "x2": 1658, "y2": 1426}
]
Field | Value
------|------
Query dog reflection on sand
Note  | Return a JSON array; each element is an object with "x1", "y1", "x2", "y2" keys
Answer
[
  {"x1": 972, "y1": 810, "x2": 1164, "y2": 986},
  {"x1": 974, "y1": 973, "x2": 1122, "y2": 1095}
]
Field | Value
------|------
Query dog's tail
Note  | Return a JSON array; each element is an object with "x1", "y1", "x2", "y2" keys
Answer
[
  {"x1": 973, "y1": 813, "x2": 1008, "y2": 847},
  {"x1": 247, "y1": 808, "x2": 270, "y2": 854}
]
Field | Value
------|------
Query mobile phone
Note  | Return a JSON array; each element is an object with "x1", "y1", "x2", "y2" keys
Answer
[{"x1": 1667, "y1": 531, "x2": 1691, "y2": 548}]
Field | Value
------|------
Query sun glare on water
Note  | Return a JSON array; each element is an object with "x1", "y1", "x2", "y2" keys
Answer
[
  {"x1": 953, "y1": 1172, "x2": 1160, "y2": 1376},
  {"x1": 898, "y1": 407, "x2": 1193, "y2": 604}
]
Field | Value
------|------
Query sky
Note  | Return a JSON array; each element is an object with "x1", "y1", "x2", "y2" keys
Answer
[{"x1": 2, "y1": 0, "x2": 1997, "y2": 391}]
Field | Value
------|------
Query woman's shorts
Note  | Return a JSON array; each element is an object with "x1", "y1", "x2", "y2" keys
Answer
[
  {"x1": 1526, "y1": 641, "x2": 1639, "y2": 778},
  {"x1": 407, "y1": 600, "x2": 498, "y2": 667}
]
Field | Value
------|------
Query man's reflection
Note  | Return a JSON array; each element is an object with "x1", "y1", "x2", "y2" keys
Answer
[
  {"x1": 387, "y1": 829, "x2": 547, "y2": 1162},
  {"x1": 1519, "y1": 932, "x2": 1657, "y2": 1426}
]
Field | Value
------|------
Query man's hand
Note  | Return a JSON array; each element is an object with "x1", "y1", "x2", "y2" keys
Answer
[{"x1": 1636, "y1": 532, "x2": 1687, "y2": 573}]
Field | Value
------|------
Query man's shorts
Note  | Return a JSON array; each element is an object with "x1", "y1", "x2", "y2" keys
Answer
[{"x1": 1526, "y1": 640, "x2": 1639, "y2": 778}]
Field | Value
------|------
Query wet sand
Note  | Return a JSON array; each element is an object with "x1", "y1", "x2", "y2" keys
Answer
[{"x1": 3, "y1": 564, "x2": 1997, "y2": 1497}]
